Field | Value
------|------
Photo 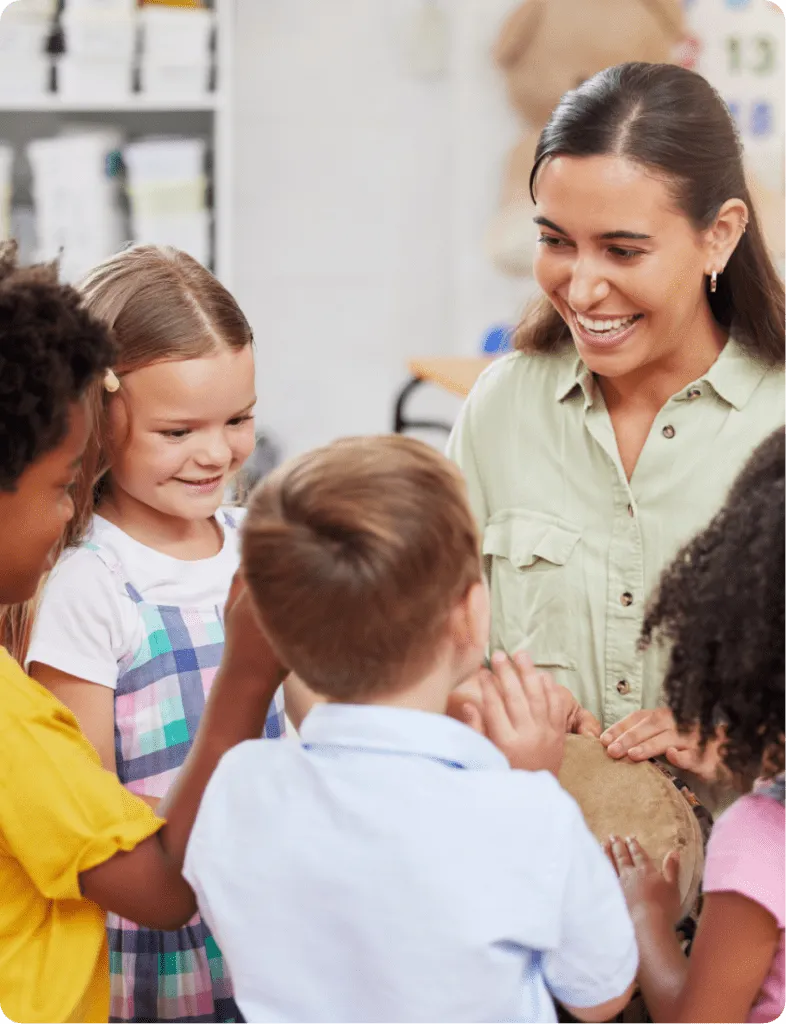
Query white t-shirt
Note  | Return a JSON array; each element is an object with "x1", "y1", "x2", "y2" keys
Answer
[
  {"x1": 28, "y1": 508, "x2": 244, "y2": 689},
  {"x1": 184, "y1": 703, "x2": 637, "y2": 1024}
]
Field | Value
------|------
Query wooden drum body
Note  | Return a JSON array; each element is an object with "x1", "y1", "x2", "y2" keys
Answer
[{"x1": 558, "y1": 735, "x2": 706, "y2": 920}]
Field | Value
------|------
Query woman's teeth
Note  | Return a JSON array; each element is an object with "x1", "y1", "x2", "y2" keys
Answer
[{"x1": 575, "y1": 312, "x2": 639, "y2": 333}]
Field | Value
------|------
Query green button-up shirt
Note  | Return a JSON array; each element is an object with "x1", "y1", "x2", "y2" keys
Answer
[{"x1": 446, "y1": 339, "x2": 784, "y2": 730}]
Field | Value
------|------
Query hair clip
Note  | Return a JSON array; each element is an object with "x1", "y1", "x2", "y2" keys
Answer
[{"x1": 104, "y1": 369, "x2": 120, "y2": 393}]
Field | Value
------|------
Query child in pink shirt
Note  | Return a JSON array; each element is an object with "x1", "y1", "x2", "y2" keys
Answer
[
  {"x1": 703, "y1": 775, "x2": 784, "y2": 1023},
  {"x1": 606, "y1": 428, "x2": 785, "y2": 1024}
]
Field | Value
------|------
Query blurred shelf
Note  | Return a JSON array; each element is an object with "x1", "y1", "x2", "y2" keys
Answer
[{"x1": 0, "y1": 95, "x2": 224, "y2": 113}]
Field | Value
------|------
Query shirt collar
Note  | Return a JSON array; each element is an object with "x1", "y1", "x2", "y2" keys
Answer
[
  {"x1": 554, "y1": 335, "x2": 769, "y2": 411},
  {"x1": 699, "y1": 336, "x2": 770, "y2": 411},
  {"x1": 299, "y1": 703, "x2": 510, "y2": 772},
  {"x1": 555, "y1": 353, "x2": 594, "y2": 407}
]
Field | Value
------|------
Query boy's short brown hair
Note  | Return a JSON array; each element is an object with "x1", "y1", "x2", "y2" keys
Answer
[{"x1": 242, "y1": 435, "x2": 482, "y2": 701}]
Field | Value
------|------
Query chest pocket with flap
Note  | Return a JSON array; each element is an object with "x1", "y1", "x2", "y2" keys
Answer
[{"x1": 482, "y1": 509, "x2": 581, "y2": 670}]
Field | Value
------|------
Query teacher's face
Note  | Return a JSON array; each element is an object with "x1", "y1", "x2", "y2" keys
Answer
[{"x1": 532, "y1": 154, "x2": 713, "y2": 379}]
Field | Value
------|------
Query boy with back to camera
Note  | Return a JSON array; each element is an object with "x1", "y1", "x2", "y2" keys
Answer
[{"x1": 183, "y1": 434, "x2": 637, "y2": 1024}]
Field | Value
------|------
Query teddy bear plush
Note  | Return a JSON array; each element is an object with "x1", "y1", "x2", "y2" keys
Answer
[{"x1": 485, "y1": 0, "x2": 785, "y2": 276}]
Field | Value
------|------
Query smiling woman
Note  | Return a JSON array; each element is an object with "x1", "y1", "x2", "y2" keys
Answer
[{"x1": 446, "y1": 63, "x2": 785, "y2": 809}]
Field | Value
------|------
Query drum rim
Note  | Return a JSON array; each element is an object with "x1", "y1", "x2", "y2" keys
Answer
[{"x1": 558, "y1": 735, "x2": 705, "y2": 918}]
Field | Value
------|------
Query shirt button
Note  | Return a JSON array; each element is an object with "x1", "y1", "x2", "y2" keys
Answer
[
  {"x1": 616, "y1": 679, "x2": 630, "y2": 695},
  {"x1": 621, "y1": 591, "x2": 634, "y2": 607},
  {"x1": 627, "y1": 503, "x2": 635, "y2": 517},
  {"x1": 662, "y1": 425, "x2": 676, "y2": 439},
  {"x1": 686, "y1": 387, "x2": 701, "y2": 400}
]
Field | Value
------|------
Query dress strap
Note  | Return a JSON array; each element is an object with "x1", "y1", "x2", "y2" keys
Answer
[
  {"x1": 221, "y1": 509, "x2": 238, "y2": 531},
  {"x1": 81, "y1": 540, "x2": 143, "y2": 604}
]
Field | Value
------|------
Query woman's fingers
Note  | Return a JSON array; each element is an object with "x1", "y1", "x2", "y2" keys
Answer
[
  {"x1": 600, "y1": 710, "x2": 648, "y2": 746},
  {"x1": 623, "y1": 732, "x2": 683, "y2": 761},
  {"x1": 603, "y1": 708, "x2": 679, "y2": 758}
]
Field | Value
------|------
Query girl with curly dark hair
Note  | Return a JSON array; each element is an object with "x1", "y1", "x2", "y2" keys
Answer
[{"x1": 607, "y1": 428, "x2": 785, "y2": 1023}]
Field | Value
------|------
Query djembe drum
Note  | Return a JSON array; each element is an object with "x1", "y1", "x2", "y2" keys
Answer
[{"x1": 556, "y1": 735, "x2": 712, "y2": 1023}]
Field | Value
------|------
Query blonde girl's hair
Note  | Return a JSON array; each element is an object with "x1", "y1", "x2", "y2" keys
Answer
[{"x1": 2, "y1": 244, "x2": 254, "y2": 663}]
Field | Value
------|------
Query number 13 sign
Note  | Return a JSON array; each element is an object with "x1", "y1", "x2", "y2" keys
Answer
[{"x1": 683, "y1": 0, "x2": 784, "y2": 149}]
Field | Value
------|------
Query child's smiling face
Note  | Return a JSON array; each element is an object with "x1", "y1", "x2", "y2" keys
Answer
[
  {"x1": 0, "y1": 401, "x2": 88, "y2": 604},
  {"x1": 105, "y1": 345, "x2": 257, "y2": 524}
]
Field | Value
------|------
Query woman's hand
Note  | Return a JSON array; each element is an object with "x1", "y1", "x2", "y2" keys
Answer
[
  {"x1": 600, "y1": 707, "x2": 688, "y2": 761},
  {"x1": 662, "y1": 730, "x2": 729, "y2": 784},
  {"x1": 475, "y1": 651, "x2": 566, "y2": 774},
  {"x1": 604, "y1": 835, "x2": 682, "y2": 928}
]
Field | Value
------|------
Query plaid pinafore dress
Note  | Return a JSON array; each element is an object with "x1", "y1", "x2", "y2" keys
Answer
[{"x1": 85, "y1": 513, "x2": 286, "y2": 1023}]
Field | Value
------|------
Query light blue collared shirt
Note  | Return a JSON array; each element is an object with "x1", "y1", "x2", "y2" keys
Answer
[{"x1": 185, "y1": 704, "x2": 637, "y2": 1023}]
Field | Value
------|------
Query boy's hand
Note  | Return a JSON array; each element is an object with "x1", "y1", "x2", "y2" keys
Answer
[
  {"x1": 604, "y1": 835, "x2": 682, "y2": 927},
  {"x1": 222, "y1": 571, "x2": 287, "y2": 695},
  {"x1": 550, "y1": 680, "x2": 602, "y2": 738},
  {"x1": 479, "y1": 651, "x2": 565, "y2": 774},
  {"x1": 447, "y1": 653, "x2": 601, "y2": 740}
]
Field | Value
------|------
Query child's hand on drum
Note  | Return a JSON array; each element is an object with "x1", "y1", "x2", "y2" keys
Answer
[
  {"x1": 477, "y1": 651, "x2": 565, "y2": 775},
  {"x1": 551, "y1": 683, "x2": 602, "y2": 738},
  {"x1": 447, "y1": 654, "x2": 601, "y2": 740},
  {"x1": 604, "y1": 836, "x2": 682, "y2": 927}
]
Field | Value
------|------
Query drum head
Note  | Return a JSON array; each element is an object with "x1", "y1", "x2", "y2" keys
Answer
[{"x1": 558, "y1": 735, "x2": 704, "y2": 918}]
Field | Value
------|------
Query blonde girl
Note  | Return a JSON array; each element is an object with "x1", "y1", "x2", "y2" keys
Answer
[{"x1": 9, "y1": 244, "x2": 285, "y2": 1023}]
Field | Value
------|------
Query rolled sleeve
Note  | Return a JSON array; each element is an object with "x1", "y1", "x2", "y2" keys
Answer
[{"x1": 0, "y1": 676, "x2": 163, "y2": 901}]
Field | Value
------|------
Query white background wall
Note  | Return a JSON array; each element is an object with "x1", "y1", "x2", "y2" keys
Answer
[{"x1": 230, "y1": 0, "x2": 529, "y2": 457}]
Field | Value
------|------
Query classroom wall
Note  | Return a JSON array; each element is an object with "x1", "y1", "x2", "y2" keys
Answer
[
  {"x1": 230, "y1": 0, "x2": 529, "y2": 457},
  {"x1": 230, "y1": 0, "x2": 784, "y2": 458}
]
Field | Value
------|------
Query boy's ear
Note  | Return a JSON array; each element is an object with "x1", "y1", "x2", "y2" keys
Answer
[{"x1": 449, "y1": 580, "x2": 490, "y2": 655}]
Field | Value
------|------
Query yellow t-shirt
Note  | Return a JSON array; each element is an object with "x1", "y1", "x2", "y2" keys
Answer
[{"x1": 0, "y1": 648, "x2": 163, "y2": 1024}]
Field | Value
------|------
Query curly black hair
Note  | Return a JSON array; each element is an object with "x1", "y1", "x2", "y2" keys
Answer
[
  {"x1": 641, "y1": 428, "x2": 785, "y2": 780},
  {"x1": 0, "y1": 241, "x2": 116, "y2": 492}
]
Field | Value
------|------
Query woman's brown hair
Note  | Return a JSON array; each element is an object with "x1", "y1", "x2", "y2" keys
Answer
[
  {"x1": 242, "y1": 435, "x2": 483, "y2": 701},
  {"x1": 517, "y1": 61, "x2": 784, "y2": 366},
  {"x1": 1, "y1": 244, "x2": 253, "y2": 663}
]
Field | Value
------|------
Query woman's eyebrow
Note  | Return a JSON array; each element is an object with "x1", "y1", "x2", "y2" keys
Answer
[{"x1": 534, "y1": 216, "x2": 652, "y2": 242}]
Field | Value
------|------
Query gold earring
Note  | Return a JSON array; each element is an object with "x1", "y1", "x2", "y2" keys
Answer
[{"x1": 710, "y1": 271, "x2": 718, "y2": 294}]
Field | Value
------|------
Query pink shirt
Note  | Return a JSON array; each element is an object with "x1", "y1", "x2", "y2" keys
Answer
[{"x1": 703, "y1": 786, "x2": 785, "y2": 1024}]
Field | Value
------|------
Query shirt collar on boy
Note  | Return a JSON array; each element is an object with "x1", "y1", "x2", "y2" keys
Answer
[
  {"x1": 298, "y1": 702, "x2": 510, "y2": 773},
  {"x1": 553, "y1": 334, "x2": 768, "y2": 410}
]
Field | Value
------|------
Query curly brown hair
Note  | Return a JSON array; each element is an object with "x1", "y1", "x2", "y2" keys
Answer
[
  {"x1": 0, "y1": 241, "x2": 115, "y2": 492},
  {"x1": 641, "y1": 429, "x2": 785, "y2": 780}
]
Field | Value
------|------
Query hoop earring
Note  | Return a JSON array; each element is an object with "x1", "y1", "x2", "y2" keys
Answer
[{"x1": 710, "y1": 271, "x2": 718, "y2": 294}]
